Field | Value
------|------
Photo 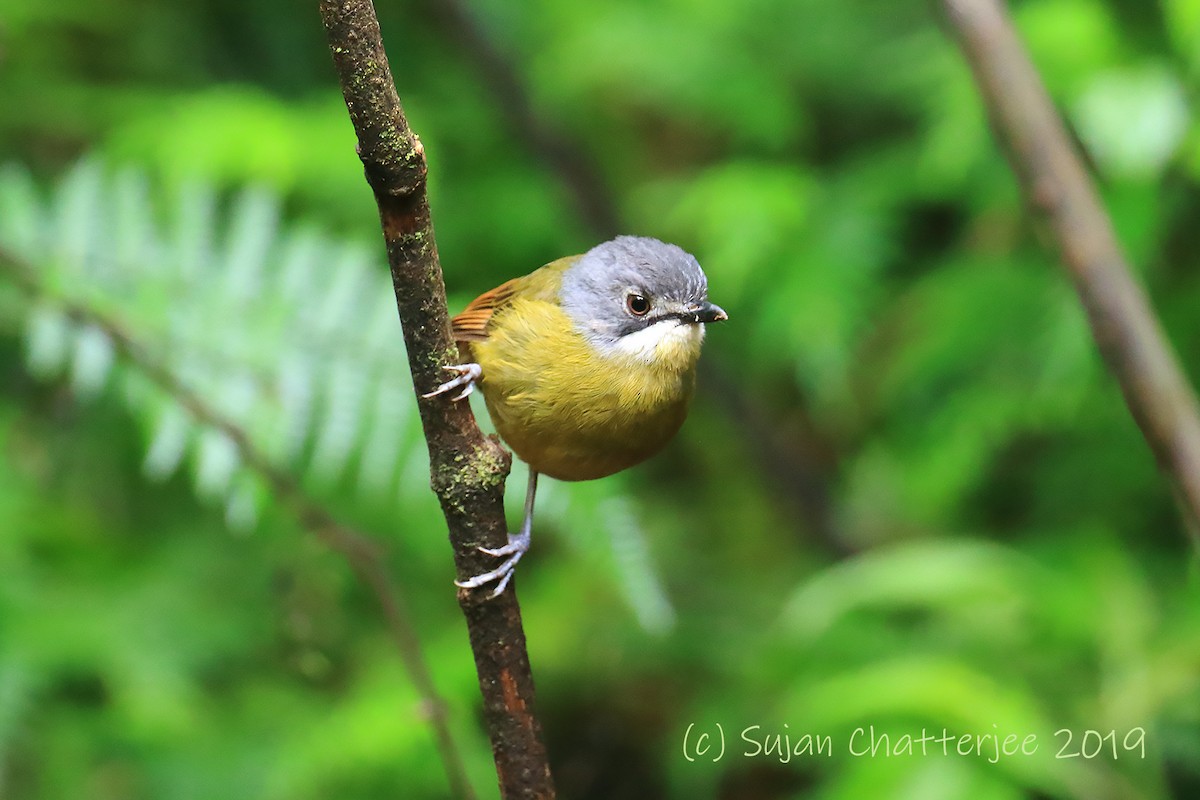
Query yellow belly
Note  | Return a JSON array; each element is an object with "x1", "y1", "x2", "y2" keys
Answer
[{"x1": 470, "y1": 298, "x2": 699, "y2": 481}]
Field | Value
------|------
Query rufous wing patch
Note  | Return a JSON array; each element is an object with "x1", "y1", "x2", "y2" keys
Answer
[{"x1": 450, "y1": 278, "x2": 521, "y2": 342}]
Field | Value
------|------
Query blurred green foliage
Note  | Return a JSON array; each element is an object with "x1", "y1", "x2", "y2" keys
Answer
[{"x1": 1, "y1": 0, "x2": 1199, "y2": 798}]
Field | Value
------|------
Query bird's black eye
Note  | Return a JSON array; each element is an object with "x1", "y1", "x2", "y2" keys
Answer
[{"x1": 626, "y1": 293, "x2": 651, "y2": 317}]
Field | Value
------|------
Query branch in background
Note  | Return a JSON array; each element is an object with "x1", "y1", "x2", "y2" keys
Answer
[
  {"x1": 428, "y1": 0, "x2": 848, "y2": 554},
  {"x1": 425, "y1": 0, "x2": 621, "y2": 238},
  {"x1": 0, "y1": 246, "x2": 474, "y2": 800},
  {"x1": 940, "y1": 0, "x2": 1200, "y2": 546},
  {"x1": 318, "y1": 1, "x2": 556, "y2": 797}
]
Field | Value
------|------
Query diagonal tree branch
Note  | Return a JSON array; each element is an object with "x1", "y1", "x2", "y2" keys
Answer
[
  {"x1": 0, "y1": 245, "x2": 475, "y2": 799},
  {"x1": 940, "y1": 0, "x2": 1200, "y2": 546},
  {"x1": 318, "y1": 1, "x2": 555, "y2": 797}
]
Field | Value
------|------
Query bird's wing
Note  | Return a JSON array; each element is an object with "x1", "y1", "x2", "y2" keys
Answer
[
  {"x1": 450, "y1": 278, "x2": 522, "y2": 342},
  {"x1": 449, "y1": 256, "x2": 578, "y2": 342}
]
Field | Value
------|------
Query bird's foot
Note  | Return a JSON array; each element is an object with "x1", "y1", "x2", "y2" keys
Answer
[
  {"x1": 455, "y1": 530, "x2": 531, "y2": 598},
  {"x1": 422, "y1": 363, "x2": 482, "y2": 401}
]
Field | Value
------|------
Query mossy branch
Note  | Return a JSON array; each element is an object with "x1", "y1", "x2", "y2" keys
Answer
[{"x1": 318, "y1": 0, "x2": 556, "y2": 797}]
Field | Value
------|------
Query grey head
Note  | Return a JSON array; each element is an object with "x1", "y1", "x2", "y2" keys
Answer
[{"x1": 559, "y1": 236, "x2": 727, "y2": 350}]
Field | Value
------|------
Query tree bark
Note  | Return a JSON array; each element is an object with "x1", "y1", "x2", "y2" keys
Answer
[{"x1": 318, "y1": 1, "x2": 556, "y2": 796}]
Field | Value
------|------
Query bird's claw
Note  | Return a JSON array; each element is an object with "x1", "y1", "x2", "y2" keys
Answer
[
  {"x1": 422, "y1": 363, "x2": 482, "y2": 401},
  {"x1": 455, "y1": 531, "x2": 531, "y2": 598}
]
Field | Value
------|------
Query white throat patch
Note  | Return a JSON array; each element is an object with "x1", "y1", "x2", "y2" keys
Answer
[{"x1": 607, "y1": 319, "x2": 705, "y2": 364}]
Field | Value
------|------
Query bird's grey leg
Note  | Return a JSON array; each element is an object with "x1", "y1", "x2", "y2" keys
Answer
[
  {"x1": 456, "y1": 470, "x2": 538, "y2": 597},
  {"x1": 421, "y1": 363, "x2": 482, "y2": 401}
]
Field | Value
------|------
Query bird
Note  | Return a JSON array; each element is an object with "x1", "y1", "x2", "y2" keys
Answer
[{"x1": 424, "y1": 235, "x2": 727, "y2": 596}]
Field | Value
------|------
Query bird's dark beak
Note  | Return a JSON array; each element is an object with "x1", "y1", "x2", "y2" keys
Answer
[{"x1": 687, "y1": 301, "x2": 728, "y2": 324}]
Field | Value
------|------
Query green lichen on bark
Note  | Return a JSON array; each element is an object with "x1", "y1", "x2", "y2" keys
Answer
[{"x1": 320, "y1": 0, "x2": 553, "y2": 793}]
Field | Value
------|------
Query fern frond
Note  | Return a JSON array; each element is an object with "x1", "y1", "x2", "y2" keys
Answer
[{"x1": 0, "y1": 160, "x2": 419, "y2": 530}]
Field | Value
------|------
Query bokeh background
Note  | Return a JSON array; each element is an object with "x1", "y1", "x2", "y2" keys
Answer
[{"x1": 2, "y1": 0, "x2": 1199, "y2": 798}]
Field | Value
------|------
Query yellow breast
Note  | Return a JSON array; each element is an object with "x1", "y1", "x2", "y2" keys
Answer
[{"x1": 469, "y1": 297, "x2": 701, "y2": 481}]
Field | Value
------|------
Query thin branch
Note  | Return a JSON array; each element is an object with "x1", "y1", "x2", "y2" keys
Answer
[
  {"x1": 0, "y1": 246, "x2": 475, "y2": 800},
  {"x1": 940, "y1": 0, "x2": 1200, "y2": 545},
  {"x1": 318, "y1": 1, "x2": 555, "y2": 798}
]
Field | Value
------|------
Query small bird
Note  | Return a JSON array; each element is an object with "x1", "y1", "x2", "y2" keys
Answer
[{"x1": 424, "y1": 236, "x2": 727, "y2": 595}]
